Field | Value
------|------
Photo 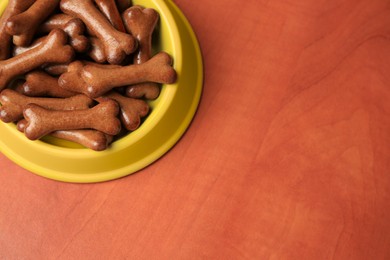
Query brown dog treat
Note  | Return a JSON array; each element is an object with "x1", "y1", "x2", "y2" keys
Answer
[
  {"x1": 12, "y1": 38, "x2": 72, "y2": 61},
  {"x1": 88, "y1": 37, "x2": 106, "y2": 63},
  {"x1": 13, "y1": 38, "x2": 71, "y2": 75},
  {"x1": 23, "y1": 100, "x2": 121, "y2": 140},
  {"x1": 16, "y1": 118, "x2": 113, "y2": 151},
  {"x1": 12, "y1": 37, "x2": 44, "y2": 56},
  {"x1": 123, "y1": 6, "x2": 159, "y2": 64},
  {"x1": 51, "y1": 130, "x2": 114, "y2": 151},
  {"x1": 57, "y1": 61, "x2": 92, "y2": 95},
  {"x1": 11, "y1": 45, "x2": 28, "y2": 57},
  {"x1": 0, "y1": 0, "x2": 35, "y2": 59},
  {"x1": 38, "y1": 14, "x2": 89, "y2": 53},
  {"x1": 12, "y1": 38, "x2": 71, "y2": 74},
  {"x1": 58, "y1": 60, "x2": 119, "y2": 95},
  {"x1": 60, "y1": 0, "x2": 137, "y2": 65},
  {"x1": 123, "y1": 6, "x2": 161, "y2": 99},
  {"x1": 43, "y1": 63, "x2": 69, "y2": 76},
  {"x1": 17, "y1": 70, "x2": 76, "y2": 98},
  {"x1": 116, "y1": 0, "x2": 132, "y2": 13},
  {"x1": 94, "y1": 0, "x2": 126, "y2": 32},
  {"x1": 125, "y1": 83, "x2": 160, "y2": 100},
  {"x1": 98, "y1": 91, "x2": 149, "y2": 131},
  {"x1": 0, "y1": 29, "x2": 74, "y2": 90},
  {"x1": 12, "y1": 36, "x2": 69, "y2": 80},
  {"x1": 0, "y1": 89, "x2": 93, "y2": 123},
  {"x1": 11, "y1": 13, "x2": 89, "y2": 55},
  {"x1": 59, "y1": 52, "x2": 176, "y2": 98},
  {"x1": 12, "y1": 38, "x2": 72, "y2": 79},
  {"x1": 6, "y1": 0, "x2": 60, "y2": 46},
  {"x1": 82, "y1": 52, "x2": 176, "y2": 97}
]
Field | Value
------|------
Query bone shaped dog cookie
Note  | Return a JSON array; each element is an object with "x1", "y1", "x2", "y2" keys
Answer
[
  {"x1": 122, "y1": 5, "x2": 161, "y2": 100},
  {"x1": 6, "y1": 0, "x2": 60, "y2": 46},
  {"x1": 14, "y1": 15, "x2": 88, "y2": 54},
  {"x1": 38, "y1": 14, "x2": 89, "y2": 53},
  {"x1": 82, "y1": 52, "x2": 176, "y2": 97},
  {"x1": 123, "y1": 6, "x2": 159, "y2": 65},
  {"x1": 17, "y1": 119, "x2": 113, "y2": 151},
  {"x1": 51, "y1": 130, "x2": 114, "y2": 151},
  {"x1": 58, "y1": 60, "x2": 120, "y2": 95},
  {"x1": 59, "y1": 52, "x2": 176, "y2": 98},
  {"x1": 23, "y1": 99, "x2": 121, "y2": 140},
  {"x1": 12, "y1": 37, "x2": 45, "y2": 56},
  {"x1": 98, "y1": 91, "x2": 149, "y2": 131},
  {"x1": 0, "y1": 29, "x2": 74, "y2": 90},
  {"x1": 94, "y1": 0, "x2": 126, "y2": 32},
  {"x1": 0, "y1": 0, "x2": 35, "y2": 59},
  {"x1": 17, "y1": 70, "x2": 77, "y2": 98},
  {"x1": 12, "y1": 38, "x2": 70, "y2": 75},
  {"x1": 13, "y1": 37, "x2": 71, "y2": 73},
  {"x1": 0, "y1": 89, "x2": 93, "y2": 123},
  {"x1": 60, "y1": 0, "x2": 137, "y2": 65},
  {"x1": 125, "y1": 83, "x2": 161, "y2": 100}
]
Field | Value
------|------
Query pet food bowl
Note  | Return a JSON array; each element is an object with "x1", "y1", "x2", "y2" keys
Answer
[{"x1": 0, "y1": 0, "x2": 203, "y2": 183}]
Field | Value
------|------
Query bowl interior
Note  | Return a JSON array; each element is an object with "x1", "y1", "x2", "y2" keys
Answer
[{"x1": 1, "y1": 0, "x2": 180, "y2": 151}]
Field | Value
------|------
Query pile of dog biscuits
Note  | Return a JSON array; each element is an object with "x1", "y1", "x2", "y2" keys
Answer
[{"x1": 0, "y1": 0, "x2": 177, "y2": 151}]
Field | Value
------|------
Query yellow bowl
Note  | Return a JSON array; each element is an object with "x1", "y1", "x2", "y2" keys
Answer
[{"x1": 0, "y1": 0, "x2": 203, "y2": 182}]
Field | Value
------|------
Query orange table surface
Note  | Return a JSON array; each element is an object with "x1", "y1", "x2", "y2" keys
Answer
[{"x1": 1, "y1": 0, "x2": 390, "y2": 259}]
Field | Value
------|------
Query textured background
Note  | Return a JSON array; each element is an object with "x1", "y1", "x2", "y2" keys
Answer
[{"x1": 1, "y1": 0, "x2": 390, "y2": 259}]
